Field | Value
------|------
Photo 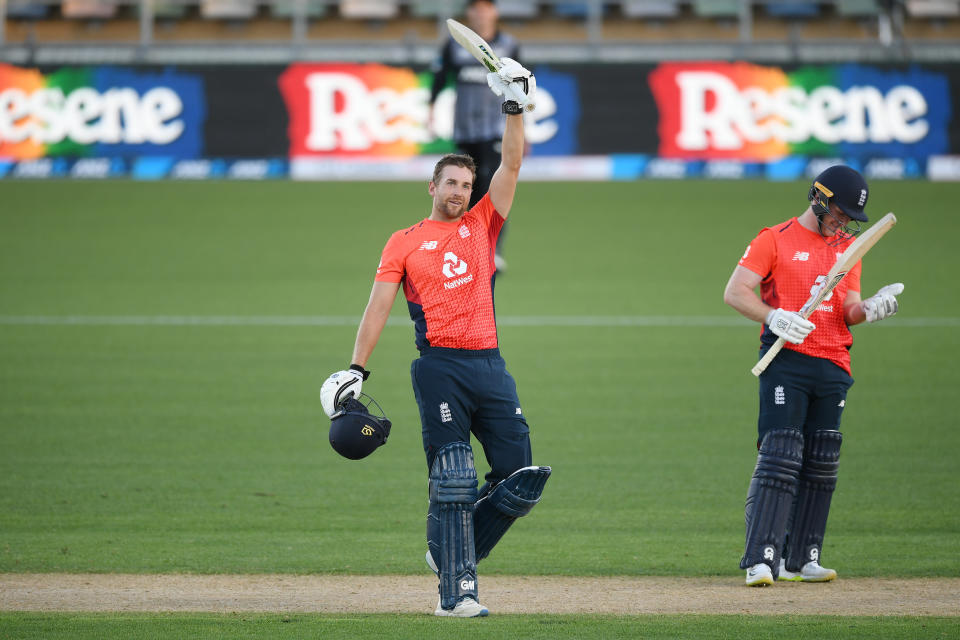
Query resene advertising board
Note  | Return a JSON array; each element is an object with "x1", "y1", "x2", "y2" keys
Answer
[{"x1": 0, "y1": 61, "x2": 957, "y2": 180}]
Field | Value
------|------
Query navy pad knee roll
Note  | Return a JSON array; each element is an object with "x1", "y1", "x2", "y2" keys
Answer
[
  {"x1": 740, "y1": 428, "x2": 803, "y2": 574},
  {"x1": 427, "y1": 441, "x2": 479, "y2": 610},
  {"x1": 785, "y1": 430, "x2": 842, "y2": 572},
  {"x1": 474, "y1": 465, "x2": 551, "y2": 562}
]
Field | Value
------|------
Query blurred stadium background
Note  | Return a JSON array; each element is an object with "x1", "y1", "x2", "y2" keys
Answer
[{"x1": 1, "y1": 1, "x2": 959, "y2": 181}]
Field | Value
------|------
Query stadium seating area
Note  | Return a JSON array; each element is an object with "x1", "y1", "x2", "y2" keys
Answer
[{"x1": 1, "y1": 1, "x2": 958, "y2": 44}]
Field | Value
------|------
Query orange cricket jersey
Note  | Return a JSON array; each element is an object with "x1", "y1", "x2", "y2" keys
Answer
[
  {"x1": 375, "y1": 193, "x2": 504, "y2": 351},
  {"x1": 738, "y1": 218, "x2": 862, "y2": 374}
]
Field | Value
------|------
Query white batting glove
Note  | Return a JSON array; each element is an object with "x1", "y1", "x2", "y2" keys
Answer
[
  {"x1": 486, "y1": 57, "x2": 535, "y2": 110},
  {"x1": 320, "y1": 368, "x2": 365, "y2": 417},
  {"x1": 861, "y1": 283, "x2": 904, "y2": 323},
  {"x1": 766, "y1": 308, "x2": 816, "y2": 345}
]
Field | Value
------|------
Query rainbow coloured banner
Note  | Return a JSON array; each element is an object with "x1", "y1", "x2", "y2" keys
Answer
[
  {"x1": 648, "y1": 62, "x2": 950, "y2": 161},
  {"x1": 0, "y1": 64, "x2": 205, "y2": 160}
]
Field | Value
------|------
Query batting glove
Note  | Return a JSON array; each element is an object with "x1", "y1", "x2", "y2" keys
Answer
[
  {"x1": 766, "y1": 308, "x2": 816, "y2": 345},
  {"x1": 861, "y1": 283, "x2": 904, "y2": 323},
  {"x1": 486, "y1": 57, "x2": 536, "y2": 112},
  {"x1": 320, "y1": 364, "x2": 370, "y2": 418}
]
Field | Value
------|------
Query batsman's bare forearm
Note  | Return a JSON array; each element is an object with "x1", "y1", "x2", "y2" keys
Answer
[
  {"x1": 350, "y1": 281, "x2": 400, "y2": 368},
  {"x1": 723, "y1": 265, "x2": 772, "y2": 324},
  {"x1": 843, "y1": 291, "x2": 866, "y2": 326},
  {"x1": 489, "y1": 114, "x2": 524, "y2": 217}
]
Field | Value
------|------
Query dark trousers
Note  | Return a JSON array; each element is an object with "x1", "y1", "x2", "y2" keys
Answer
[
  {"x1": 411, "y1": 347, "x2": 531, "y2": 488},
  {"x1": 757, "y1": 347, "x2": 854, "y2": 445}
]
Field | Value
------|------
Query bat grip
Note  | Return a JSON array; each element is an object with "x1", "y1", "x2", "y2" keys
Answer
[
  {"x1": 504, "y1": 82, "x2": 535, "y2": 112},
  {"x1": 751, "y1": 337, "x2": 786, "y2": 377}
]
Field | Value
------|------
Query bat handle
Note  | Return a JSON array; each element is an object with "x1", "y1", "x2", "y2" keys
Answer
[
  {"x1": 504, "y1": 82, "x2": 535, "y2": 112},
  {"x1": 751, "y1": 337, "x2": 786, "y2": 377}
]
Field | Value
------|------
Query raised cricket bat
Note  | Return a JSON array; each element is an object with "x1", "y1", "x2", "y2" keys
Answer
[
  {"x1": 751, "y1": 212, "x2": 898, "y2": 377},
  {"x1": 446, "y1": 18, "x2": 535, "y2": 112}
]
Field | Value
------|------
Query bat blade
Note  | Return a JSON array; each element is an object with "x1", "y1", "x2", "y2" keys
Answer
[
  {"x1": 750, "y1": 212, "x2": 897, "y2": 377},
  {"x1": 446, "y1": 18, "x2": 534, "y2": 112},
  {"x1": 447, "y1": 18, "x2": 501, "y2": 73}
]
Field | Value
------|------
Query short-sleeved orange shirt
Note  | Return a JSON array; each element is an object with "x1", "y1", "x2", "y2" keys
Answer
[
  {"x1": 375, "y1": 193, "x2": 505, "y2": 351},
  {"x1": 738, "y1": 218, "x2": 862, "y2": 374}
]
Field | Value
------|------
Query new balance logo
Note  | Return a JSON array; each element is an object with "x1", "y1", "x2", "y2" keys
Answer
[
  {"x1": 792, "y1": 251, "x2": 810, "y2": 261},
  {"x1": 439, "y1": 402, "x2": 452, "y2": 423},
  {"x1": 458, "y1": 225, "x2": 471, "y2": 238},
  {"x1": 442, "y1": 252, "x2": 468, "y2": 278},
  {"x1": 858, "y1": 189, "x2": 867, "y2": 206},
  {"x1": 419, "y1": 240, "x2": 438, "y2": 250},
  {"x1": 774, "y1": 386, "x2": 785, "y2": 405}
]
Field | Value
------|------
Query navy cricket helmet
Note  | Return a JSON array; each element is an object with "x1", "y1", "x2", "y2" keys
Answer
[
  {"x1": 808, "y1": 165, "x2": 869, "y2": 222},
  {"x1": 328, "y1": 393, "x2": 392, "y2": 460}
]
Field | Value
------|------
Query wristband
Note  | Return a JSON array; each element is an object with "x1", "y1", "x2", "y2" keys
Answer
[
  {"x1": 349, "y1": 363, "x2": 370, "y2": 381},
  {"x1": 501, "y1": 100, "x2": 522, "y2": 115}
]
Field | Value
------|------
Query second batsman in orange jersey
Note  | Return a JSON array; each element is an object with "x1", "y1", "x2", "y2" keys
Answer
[
  {"x1": 723, "y1": 165, "x2": 904, "y2": 588},
  {"x1": 321, "y1": 56, "x2": 550, "y2": 619}
]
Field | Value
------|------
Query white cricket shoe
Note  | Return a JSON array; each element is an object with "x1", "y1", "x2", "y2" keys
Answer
[
  {"x1": 745, "y1": 563, "x2": 774, "y2": 587},
  {"x1": 778, "y1": 559, "x2": 837, "y2": 582},
  {"x1": 425, "y1": 550, "x2": 438, "y2": 576},
  {"x1": 434, "y1": 596, "x2": 489, "y2": 618}
]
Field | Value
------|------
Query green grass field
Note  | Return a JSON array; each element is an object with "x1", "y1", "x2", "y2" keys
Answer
[{"x1": 1, "y1": 179, "x2": 958, "y2": 636}]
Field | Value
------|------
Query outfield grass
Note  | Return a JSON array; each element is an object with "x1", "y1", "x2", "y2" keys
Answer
[
  {"x1": 1, "y1": 180, "x2": 958, "y2": 579},
  {"x1": 0, "y1": 613, "x2": 957, "y2": 640}
]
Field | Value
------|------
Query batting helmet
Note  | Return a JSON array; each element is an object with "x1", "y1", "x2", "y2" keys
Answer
[
  {"x1": 328, "y1": 393, "x2": 392, "y2": 460},
  {"x1": 808, "y1": 165, "x2": 869, "y2": 223}
]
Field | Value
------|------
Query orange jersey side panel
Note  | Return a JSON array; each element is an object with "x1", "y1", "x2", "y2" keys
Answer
[
  {"x1": 375, "y1": 193, "x2": 505, "y2": 350},
  {"x1": 738, "y1": 218, "x2": 862, "y2": 373}
]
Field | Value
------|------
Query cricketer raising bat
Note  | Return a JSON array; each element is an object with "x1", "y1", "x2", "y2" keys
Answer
[
  {"x1": 751, "y1": 212, "x2": 898, "y2": 377},
  {"x1": 446, "y1": 18, "x2": 535, "y2": 112}
]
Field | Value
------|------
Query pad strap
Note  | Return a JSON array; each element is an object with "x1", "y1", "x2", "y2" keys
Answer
[
  {"x1": 784, "y1": 430, "x2": 842, "y2": 571},
  {"x1": 740, "y1": 428, "x2": 803, "y2": 575},
  {"x1": 428, "y1": 442, "x2": 479, "y2": 610}
]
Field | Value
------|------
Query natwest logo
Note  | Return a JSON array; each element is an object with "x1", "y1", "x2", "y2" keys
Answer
[
  {"x1": 280, "y1": 63, "x2": 428, "y2": 157},
  {"x1": 648, "y1": 62, "x2": 947, "y2": 160},
  {"x1": 442, "y1": 252, "x2": 467, "y2": 278}
]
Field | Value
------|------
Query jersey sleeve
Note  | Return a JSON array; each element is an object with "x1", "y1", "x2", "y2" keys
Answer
[
  {"x1": 374, "y1": 231, "x2": 406, "y2": 283},
  {"x1": 738, "y1": 227, "x2": 777, "y2": 279},
  {"x1": 468, "y1": 192, "x2": 505, "y2": 232},
  {"x1": 845, "y1": 260, "x2": 862, "y2": 294}
]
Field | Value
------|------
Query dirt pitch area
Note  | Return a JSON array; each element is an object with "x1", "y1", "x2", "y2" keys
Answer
[{"x1": 1, "y1": 574, "x2": 958, "y2": 616}]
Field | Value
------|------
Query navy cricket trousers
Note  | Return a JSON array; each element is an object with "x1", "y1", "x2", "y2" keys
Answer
[{"x1": 411, "y1": 346, "x2": 532, "y2": 487}]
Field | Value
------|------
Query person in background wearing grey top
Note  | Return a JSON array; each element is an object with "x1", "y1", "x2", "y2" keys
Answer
[{"x1": 430, "y1": 0, "x2": 520, "y2": 272}]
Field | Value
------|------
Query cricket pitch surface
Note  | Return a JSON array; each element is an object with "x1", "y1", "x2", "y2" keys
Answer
[{"x1": 2, "y1": 574, "x2": 958, "y2": 616}]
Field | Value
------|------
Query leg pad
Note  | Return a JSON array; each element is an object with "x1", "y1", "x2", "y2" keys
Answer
[
  {"x1": 740, "y1": 428, "x2": 803, "y2": 576},
  {"x1": 474, "y1": 465, "x2": 551, "y2": 562},
  {"x1": 784, "y1": 430, "x2": 842, "y2": 572},
  {"x1": 427, "y1": 441, "x2": 479, "y2": 610}
]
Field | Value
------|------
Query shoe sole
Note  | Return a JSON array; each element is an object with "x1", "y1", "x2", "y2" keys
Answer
[
  {"x1": 800, "y1": 574, "x2": 837, "y2": 582},
  {"x1": 777, "y1": 575, "x2": 803, "y2": 582},
  {"x1": 434, "y1": 607, "x2": 489, "y2": 617},
  {"x1": 746, "y1": 576, "x2": 774, "y2": 587}
]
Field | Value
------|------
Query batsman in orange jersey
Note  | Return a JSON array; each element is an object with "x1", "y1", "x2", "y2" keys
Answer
[
  {"x1": 723, "y1": 165, "x2": 904, "y2": 587},
  {"x1": 320, "y1": 57, "x2": 550, "y2": 618}
]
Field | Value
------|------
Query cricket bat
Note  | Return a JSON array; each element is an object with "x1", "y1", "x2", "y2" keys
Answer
[
  {"x1": 751, "y1": 212, "x2": 898, "y2": 377},
  {"x1": 446, "y1": 18, "x2": 535, "y2": 112}
]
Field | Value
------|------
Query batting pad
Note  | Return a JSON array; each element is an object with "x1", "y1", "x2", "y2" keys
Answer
[
  {"x1": 474, "y1": 465, "x2": 552, "y2": 562},
  {"x1": 784, "y1": 430, "x2": 842, "y2": 572},
  {"x1": 740, "y1": 428, "x2": 803, "y2": 574},
  {"x1": 428, "y1": 441, "x2": 479, "y2": 610}
]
